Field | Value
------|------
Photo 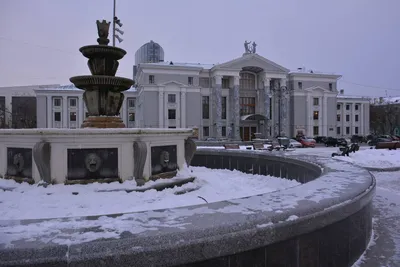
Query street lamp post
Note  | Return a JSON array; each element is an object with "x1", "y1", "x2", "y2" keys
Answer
[{"x1": 112, "y1": 0, "x2": 124, "y2": 47}]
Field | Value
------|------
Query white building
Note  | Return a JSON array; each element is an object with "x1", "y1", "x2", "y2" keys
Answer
[{"x1": 1, "y1": 45, "x2": 370, "y2": 139}]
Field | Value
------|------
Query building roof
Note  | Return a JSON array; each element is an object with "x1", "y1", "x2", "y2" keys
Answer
[
  {"x1": 144, "y1": 61, "x2": 215, "y2": 70},
  {"x1": 34, "y1": 84, "x2": 137, "y2": 92}
]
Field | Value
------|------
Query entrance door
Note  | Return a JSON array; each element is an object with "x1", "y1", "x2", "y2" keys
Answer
[{"x1": 240, "y1": 126, "x2": 256, "y2": 141}]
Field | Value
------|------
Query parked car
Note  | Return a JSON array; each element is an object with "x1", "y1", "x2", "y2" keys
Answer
[
  {"x1": 325, "y1": 137, "x2": 338, "y2": 147},
  {"x1": 289, "y1": 139, "x2": 302, "y2": 148},
  {"x1": 337, "y1": 138, "x2": 348, "y2": 146},
  {"x1": 314, "y1": 136, "x2": 327, "y2": 143},
  {"x1": 300, "y1": 138, "x2": 316, "y2": 148},
  {"x1": 351, "y1": 135, "x2": 365, "y2": 143},
  {"x1": 367, "y1": 137, "x2": 391, "y2": 146}
]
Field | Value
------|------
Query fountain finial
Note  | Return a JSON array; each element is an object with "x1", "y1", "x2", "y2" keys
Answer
[{"x1": 96, "y1": 20, "x2": 111, "y2": 45}]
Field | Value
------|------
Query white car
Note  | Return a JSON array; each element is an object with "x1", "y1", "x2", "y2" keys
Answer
[{"x1": 289, "y1": 139, "x2": 302, "y2": 148}]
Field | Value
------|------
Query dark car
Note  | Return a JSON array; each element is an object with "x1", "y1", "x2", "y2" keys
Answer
[
  {"x1": 351, "y1": 135, "x2": 365, "y2": 143},
  {"x1": 324, "y1": 137, "x2": 338, "y2": 147},
  {"x1": 337, "y1": 138, "x2": 348, "y2": 146},
  {"x1": 315, "y1": 136, "x2": 327, "y2": 143}
]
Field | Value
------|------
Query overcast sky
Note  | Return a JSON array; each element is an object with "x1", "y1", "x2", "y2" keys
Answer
[{"x1": 0, "y1": 0, "x2": 399, "y2": 97}]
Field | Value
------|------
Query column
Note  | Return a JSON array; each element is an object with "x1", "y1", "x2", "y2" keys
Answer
[
  {"x1": 263, "y1": 77, "x2": 271, "y2": 138},
  {"x1": 121, "y1": 98, "x2": 127, "y2": 126},
  {"x1": 46, "y1": 96, "x2": 52, "y2": 128},
  {"x1": 214, "y1": 75, "x2": 222, "y2": 138},
  {"x1": 5, "y1": 95, "x2": 12, "y2": 127},
  {"x1": 79, "y1": 96, "x2": 84, "y2": 126},
  {"x1": 62, "y1": 96, "x2": 68, "y2": 128},
  {"x1": 232, "y1": 75, "x2": 240, "y2": 140},
  {"x1": 360, "y1": 103, "x2": 364, "y2": 135},
  {"x1": 180, "y1": 89, "x2": 186, "y2": 128},
  {"x1": 280, "y1": 78, "x2": 288, "y2": 136},
  {"x1": 323, "y1": 95, "x2": 328, "y2": 136},
  {"x1": 158, "y1": 89, "x2": 164, "y2": 128}
]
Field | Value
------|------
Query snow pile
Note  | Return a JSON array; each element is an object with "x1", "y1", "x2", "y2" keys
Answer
[
  {"x1": 0, "y1": 166, "x2": 300, "y2": 220},
  {"x1": 333, "y1": 149, "x2": 400, "y2": 169}
]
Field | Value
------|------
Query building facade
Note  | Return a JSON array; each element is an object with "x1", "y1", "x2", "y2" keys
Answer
[
  {"x1": 34, "y1": 85, "x2": 138, "y2": 129},
  {"x1": 134, "y1": 48, "x2": 369, "y2": 140},
  {"x1": 1, "y1": 45, "x2": 370, "y2": 139},
  {"x1": 0, "y1": 84, "x2": 59, "y2": 128}
]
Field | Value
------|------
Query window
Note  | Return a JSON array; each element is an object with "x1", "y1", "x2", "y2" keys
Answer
[
  {"x1": 69, "y1": 112, "x2": 76, "y2": 122},
  {"x1": 313, "y1": 126, "x2": 319, "y2": 136},
  {"x1": 53, "y1": 98, "x2": 61, "y2": 107},
  {"x1": 355, "y1": 114, "x2": 359, "y2": 122},
  {"x1": 69, "y1": 98, "x2": 77, "y2": 107},
  {"x1": 221, "y1": 97, "x2": 227, "y2": 119},
  {"x1": 239, "y1": 72, "x2": 255, "y2": 90},
  {"x1": 337, "y1": 104, "x2": 340, "y2": 110},
  {"x1": 149, "y1": 75, "x2": 155, "y2": 84},
  {"x1": 202, "y1": 96, "x2": 210, "y2": 119},
  {"x1": 128, "y1": 98, "x2": 136, "y2": 108},
  {"x1": 239, "y1": 97, "x2": 256, "y2": 116},
  {"x1": 222, "y1": 78, "x2": 230, "y2": 89},
  {"x1": 346, "y1": 114, "x2": 350, "y2": 121},
  {"x1": 168, "y1": 126, "x2": 176, "y2": 129},
  {"x1": 168, "y1": 109, "x2": 176, "y2": 119},
  {"x1": 199, "y1": 77, "x2": 210, "y2": 88},
  {"x1": 346, "y1": 127, "x2": 350, "y2": 135},
  {"x1": 54, "y1": 112, "x2": 61, "y2": 122},
  {"x1": 355, "y1": 127, "x2": 359, "y2": 134},
  {"x1": 355, "y1": 104, "x2": 359, "y2": 111},
  {"x1": 129, "y1": 112, "x2": 135, "y2": 121},
  {"x1": 222, "y1": 126, "x2": 226, "y2": 137},
  {"x1": 203, "y1": 126, "x2": 209, "y2": 136},
  {"x1": 329, "y1": 83, "x2": 333, "y2": 90},
  {"x1": 168, "y1": 94, "x2": 176, "y2": 103},
  {"x1": 346, "y1": 104, "x2": 350, "y2": 110},
  {"x1": 298, "y1": 82, "x2": 302, "y2": 90},
  {"x1": 313, "y1": 111, "x2": 319, "y2": 120},
  {"x1": 313, "y1": 98, "x2": 319, "y2": 106},
  {"x1": 188, "y1": 77, "x2": 193, "y2": 85},
  {"x1": 337, "y1": 114, "x2": 340, "y2": 121},
  {"x1": 337, "y1": 127, "x2": 341, "y2": 135}
]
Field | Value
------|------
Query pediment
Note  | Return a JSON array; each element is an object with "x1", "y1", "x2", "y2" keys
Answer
[
  {"x1": 159, "y1": 80, "x2": 187, "y2": 87},
  {"x1": 213, "y1": 54, "x2": 289, "y2": 73},
  {"x1": 305, "y1": 86, "x2": 330, "y2": 93}
]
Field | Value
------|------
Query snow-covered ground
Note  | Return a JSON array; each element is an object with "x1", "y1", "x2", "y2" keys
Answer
[
  {"x1": 352, "y1": 171, "x2": 400, "y2": 267},
  {"x1": 0, "y1": 166, "x2": 299, "y2": 220}
]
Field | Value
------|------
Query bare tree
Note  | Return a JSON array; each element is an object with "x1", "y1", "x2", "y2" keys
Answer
[
  {"x1": 370, "y1": 99, "x2": 400, "y2": 135},
  {"x1": 0, "y1": 99, "x2": 36, "y2": 129}
]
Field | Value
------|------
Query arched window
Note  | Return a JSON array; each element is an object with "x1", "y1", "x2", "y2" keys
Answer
[{"x1": 239, "y1": 72, "x2": 255, "y2": 90}]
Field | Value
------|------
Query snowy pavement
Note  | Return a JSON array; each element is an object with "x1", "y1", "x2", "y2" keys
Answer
[{"x1": 280, "y1": 146, "x2": 400, "y2": 267}]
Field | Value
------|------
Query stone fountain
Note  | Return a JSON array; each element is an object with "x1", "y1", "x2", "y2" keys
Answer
[
  {"x1": 0, "y1": 20, "x2": 196, "y2": 185},
  {"x1": 70, "y1": 20, "x2": 134, "y2": 128}
]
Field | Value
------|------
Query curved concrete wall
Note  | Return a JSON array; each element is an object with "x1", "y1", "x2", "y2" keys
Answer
[
  {"x1": 191, "y1": 149, "x2": 322, "y2": 183},
  {"x1": 0, "y1": 149, "x2": 375, "y2": 267}
]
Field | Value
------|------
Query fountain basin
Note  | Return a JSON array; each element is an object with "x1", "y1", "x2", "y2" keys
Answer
[
  {"x1": 70, "y1": 75, "x2": 134, "y2": 92},
  {"x1": 79, "y1": 45, "x2": 126, "y2": 60},
  {"x1": 0, "y1": 128, "x2": 194, "y2": 185}
]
